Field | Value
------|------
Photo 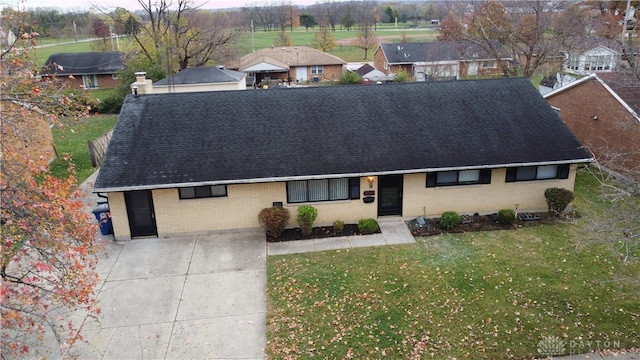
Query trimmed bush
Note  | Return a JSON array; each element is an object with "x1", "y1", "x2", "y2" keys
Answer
[
  {"x1": 296, "y1": 205, "x2": 318, "y2": 236},
  {"x1": 545, "y1": 187, "x2": 575, "y2": 216},
  {"x1": 258, "y1": 206, "x2": 290, "y2": 238},
  {"x1": 358, "y1": 218, "x2": 379, "y2": 235},
  {"x1": 333, "y1": 220, "x2": 345, "y2": 234},
  {"x1": 440, "y1": 211, "x2": 460, "y2": 229},
  {"x1": 497, "y1": 209, "x2": 516, "y2": 225}
]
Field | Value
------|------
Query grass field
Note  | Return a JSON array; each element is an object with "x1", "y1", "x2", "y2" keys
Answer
[
  {"x1": 34, "y1": 27, "x2": 439, "y2": 65},
  {"x1": 50, "y1": 115, "x2": 118, "y2": 184},
  {"x1": 266, "y1": 170, "x2": 640, "y2": 359}
]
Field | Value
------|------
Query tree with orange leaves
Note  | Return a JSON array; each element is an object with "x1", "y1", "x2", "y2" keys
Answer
[{"x1": 1, "y1": 21, "x2": 103, "y2": 358}]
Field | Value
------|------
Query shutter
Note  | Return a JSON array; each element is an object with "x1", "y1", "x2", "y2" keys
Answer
[
  {"x1": 480, "y1": 169, "x2": 492, "y2": 184},
  {"x1": 426, "y1": 173, "x2": 437, "y2": 187},
  {"x1": 349, "y1": 177, "x2": 360, "y2": 199},
  {"x1": 505, "y1": 168, "x2": 517, "y2": 182},
  {"x1": 558, "y1": 164, "x2": 570, "y2": 179}
]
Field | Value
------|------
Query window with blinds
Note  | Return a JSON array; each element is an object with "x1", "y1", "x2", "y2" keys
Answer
[{"x1": 287, "y1": 178, "x2": 359, "y2": 203}]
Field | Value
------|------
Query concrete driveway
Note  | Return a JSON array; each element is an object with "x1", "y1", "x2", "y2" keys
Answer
[{"x1": 74, "y1": 230, "x2": 267, "y2": 359}]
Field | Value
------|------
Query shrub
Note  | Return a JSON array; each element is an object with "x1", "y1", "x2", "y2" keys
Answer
[
  {"x1": 358, "y1": 218, "x2": 379, "y2": 234},
  {"x1": 545, "y1": 187, "x2": 575, "y2": 216},
  {"x1": 296, "y1": 205, "x2": 318, "y2": 236},
  {"x1": 338, "y1": 71, "x2": 362, "y2": 85},
  {"x1": 333, "y1": 220, "x2": 345, "y2": 234},
  {"x1": 440, "y1": 211, "x2": 460, "y2": 229},
  {"x1": 258, "y1": 206, "x2": 290, "y2": 238},
  {"x1": 497, "y1": 209, "x2": 516, "y2": 225}
]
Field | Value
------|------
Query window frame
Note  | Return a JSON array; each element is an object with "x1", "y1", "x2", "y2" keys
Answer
[
  {"x1": 178, "y1": 185, "x2": 228, "y2": 199},
  {"x1": 426, "y1": 169, "x2": 492, "y2": 187},
  {"x1": 310, "y1": 65, "x2": 324, "y2": 74},
  {"x1": 505, "y1": 165, "x2": 570, "y2": 182},
  {"x1": 287, "y1": 177, "x2": 359, "y2": 204}
]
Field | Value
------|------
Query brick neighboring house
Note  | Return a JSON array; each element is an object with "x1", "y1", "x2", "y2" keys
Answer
[
  {"x1": 227, "y1": 45, "x2": 345, "y2": 86},
  {"x1": 40, "y1": 52, "x2": 124, "y2": 89},
  {"x1": 94, "y1": 78, "x2": 591, "y2": 240},
  {"x1": 373, "y1": 40, "x2": 512, "y2": 81},
  {"x1": 544, "y1": 72, "x2": 640, "y2": 179}
]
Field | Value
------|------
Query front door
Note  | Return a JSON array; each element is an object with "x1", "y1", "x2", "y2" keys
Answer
[
  {"x1": 378, "y1": 175, "x2": 403, "y2": 216},
  {"x1": 124, "y1": 190, "x2": 158, "y2": 238}
]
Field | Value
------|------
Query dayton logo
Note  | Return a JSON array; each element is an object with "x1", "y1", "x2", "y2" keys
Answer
[{"x1": 537, "y1": 335, "x2": 566, "y2": 357}]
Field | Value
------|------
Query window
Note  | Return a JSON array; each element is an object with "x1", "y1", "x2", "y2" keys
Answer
[
  {"x1": 287, "y1": 177, "x2": 359, "y2": 203},
  {"x1": 179, "y1": 185, "x2": 227, "y2": 199},
  {"x1": 481, "y1": 60, "x2": 497, "y2": 69},
  {"x1": 426, "y1": 169, "x2": 491, "y2": 187},
  {"x1": 505, "y1": 165, "x2": 570, "y2": 182},
  {"x1": 310, "y1": 65, "x2": 324, "y2": 74},
  {"x1": 82, "y1": 75, "x2": 98, "y2": 89}
]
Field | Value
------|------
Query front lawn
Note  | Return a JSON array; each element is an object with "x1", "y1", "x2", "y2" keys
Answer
[{"x1": 267, "y1": 170, "x2": 640, "y2": 359}]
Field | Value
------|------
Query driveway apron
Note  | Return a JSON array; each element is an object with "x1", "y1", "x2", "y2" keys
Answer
[{"x1": 76, "y1": 230, "x2": 267, "y2": 360}]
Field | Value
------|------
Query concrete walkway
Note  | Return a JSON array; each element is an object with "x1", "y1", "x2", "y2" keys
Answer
[{"x1": 267, "y1": 218, "x2": 415, "y2": 255}]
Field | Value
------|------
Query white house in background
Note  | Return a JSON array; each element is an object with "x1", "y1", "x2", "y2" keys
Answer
[
  {"x1": 0, "y1": 27, "x2": 17, "y2": 49},
  {"x1": 130, "y1": 66, "x2": 246, "y2": 95},
  {"x1": 563, "y1": 37, "x2": 622, "y2": 75}
]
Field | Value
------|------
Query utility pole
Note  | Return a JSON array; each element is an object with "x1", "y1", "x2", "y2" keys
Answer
[{"x1": 251, "y1": 20, "x2": 255, "y2": 52}]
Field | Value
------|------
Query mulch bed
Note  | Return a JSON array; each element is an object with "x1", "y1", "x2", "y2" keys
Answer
[
  {"x1": 409, "y1": 212, "x2": 556, "y2": 237},
  {"x1": 266, "y1": 224, "x2": 380, "y2": 242}
]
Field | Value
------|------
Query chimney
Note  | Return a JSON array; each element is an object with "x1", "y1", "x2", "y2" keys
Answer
[{"x1": 131, "y1": 71, "x2": 153, "y2": 95}]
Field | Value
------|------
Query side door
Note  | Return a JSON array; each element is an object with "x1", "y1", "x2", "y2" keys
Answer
[{"x1": 124, "y1": 190, "x2": 158, "y2": 238}]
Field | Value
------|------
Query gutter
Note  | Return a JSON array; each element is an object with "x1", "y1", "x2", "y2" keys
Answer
[{"x1": 93, "y1": 158, "x2": 594, "y2": 193}]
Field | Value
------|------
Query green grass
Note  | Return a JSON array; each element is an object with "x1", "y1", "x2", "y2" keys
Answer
[
  {"x1": 50, "y1": 115, "x2": 118, "y2": 184},
  {"x1": 267, "y1": 170, "x2": 640, "y2": 359}
]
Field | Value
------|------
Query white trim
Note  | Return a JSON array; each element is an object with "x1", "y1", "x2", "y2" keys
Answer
[{"x1": 93, "y1": 158, "x2": 593, "y2": 193}]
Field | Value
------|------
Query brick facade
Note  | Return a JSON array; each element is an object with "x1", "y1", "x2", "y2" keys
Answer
[
  {"x1": 545, "y1": 78, "x2": 640, "y2": 178},
  {"x1": 108, "y1": 168, "x2": 578, "y2": 240}
]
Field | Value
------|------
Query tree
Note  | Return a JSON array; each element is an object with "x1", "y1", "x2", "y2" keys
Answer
[
  {"x1": 107, "y1": 0, "x2": 242, "y2": 74},
  {"x1": 384, "y1": 6, "x2": 399, "y2": 23},
  {"x1": 438, "y1": 13, "x2": 465, "y2": 41},
  {"x1": 1, "y1": 31, "x2": 102, "y2": 358},
  {"x1": 440, "y1": 0, "x2": 587, "y2": 78},
  {"x1": 299, "y1": 13, "x2": 317, "y2": 31},
  {"x1": 274, "y1": 28, "x2": 293, "y2": 46},
  {"x1": 340, "y1": 14, "x2": 356, "y2": 31},
  {"x1": 352, "y1": 20, "x2": 378, "y2": 60},
  {"x1": 313, "y1": 23, "x2": 336, "y2": 52}
]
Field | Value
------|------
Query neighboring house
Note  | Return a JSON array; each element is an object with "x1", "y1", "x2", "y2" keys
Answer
[
  {"x1": 562, "y1": 37, "x2": 622, "y2": 75},
  {"x1": 40, "y1": 52, "x2": 124, "y2": 89},
  {"x1": 373, "y1": 40, "x2": 512, "y2": 81},
  {"x1": 544, "y1": 72, "x2": 640, "y2": 179},
  {"x1": 0, "y1": 26, "x2": 17, "y2": 50},
  {"x1": 94, "y1": 78, "x2": 592, "y2": 240},
  {"x1": 355, "y1": 63, "x2": 393, "y2": 83},
  {"x1": 538, "y1": 73, "x2": 578, "y2": 96},
  {"x1": 130, "y1": 66, "x2": 247, "y2": 94},
  {"x1": 227, "y1": 45, "x2": 346, "y2": 86}
]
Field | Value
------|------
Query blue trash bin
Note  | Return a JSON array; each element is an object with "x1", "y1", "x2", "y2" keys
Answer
[{"x1": 92, "y1": 203, "x2": 113, "y2": 235}]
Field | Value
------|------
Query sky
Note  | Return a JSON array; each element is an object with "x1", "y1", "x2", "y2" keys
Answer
[{"x1": 1, "y1": 0, "x2": 321, "y2": 11}]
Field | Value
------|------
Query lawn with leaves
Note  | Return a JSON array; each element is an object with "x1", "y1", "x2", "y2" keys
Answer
[
  {"x1": 267, "y1": 170, "x2": 640, "y2": 359},
  {"x1": 50, "y1": 114, "x2": 118, "y2": 183}
]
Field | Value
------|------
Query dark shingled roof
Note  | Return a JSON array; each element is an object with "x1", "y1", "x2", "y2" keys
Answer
[
  {"x1": 597, "y1": 72, "x2": 640, "y2": 115},
  {"x1": 40, "y1": 52, "x2": 124, "y2": 76},
  {"x1": 154, "y1": 66, "x2": 245, "y2": 85},
  {"x1": 379, "y1": 40, "x2": 511, "y2": 65},
  {"x1": 94, "y1": 78, "x2": 592, "y2": 192}
]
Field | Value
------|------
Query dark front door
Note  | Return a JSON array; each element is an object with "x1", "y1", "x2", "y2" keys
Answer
[
  {"x1": 378, "y1": 175, "x2": 403, "y2": 216},
  {"x1": 124, "y1": 190, "x2": 158, "y2": 238}
]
